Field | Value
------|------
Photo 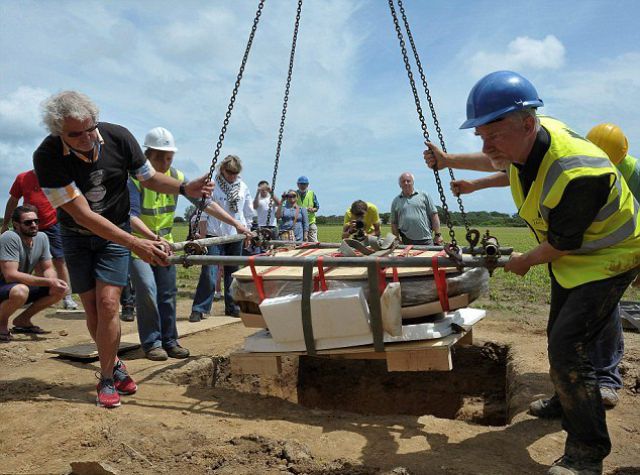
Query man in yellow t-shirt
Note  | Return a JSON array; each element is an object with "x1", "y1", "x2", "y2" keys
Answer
[{"x1": 342, "y1": 200, "x2": 381, "y2": 239}]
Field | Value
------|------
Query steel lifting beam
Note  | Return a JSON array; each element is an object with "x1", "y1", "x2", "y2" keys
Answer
[
  {"x1": 170, "y1": 234, "x2": 247, "y2": 252},
  {"x1": 168, "y1": 253, "x2": 510, "y2": 268},
  {"x1": 264, "y1": 240, "x2": 514, "y2": 256}
]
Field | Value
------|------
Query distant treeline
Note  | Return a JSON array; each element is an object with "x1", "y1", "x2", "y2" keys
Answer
[{"x1": 315, "y1": 209, "x2": 526, "y2": 227}]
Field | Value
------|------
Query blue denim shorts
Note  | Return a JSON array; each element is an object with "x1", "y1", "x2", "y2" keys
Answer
[
  {"x1": 42, "y1": 223, "x2": 64, "y2": 259},
  {"x1": 61, "y1": 225, "x2": 131, "y2": 294},
  {"x1": 0, "y1": 283, "x2": 50, "y2": 303}
]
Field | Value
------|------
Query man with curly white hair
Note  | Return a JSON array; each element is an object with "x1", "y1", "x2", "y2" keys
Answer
[{"x1": 33, "y1": 91, "x2": 213, "y2": 408}]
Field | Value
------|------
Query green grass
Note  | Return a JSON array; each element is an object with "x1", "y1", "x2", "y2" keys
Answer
[{"x1": 171, "y1": 223, "x2": 639, "y2": 304}]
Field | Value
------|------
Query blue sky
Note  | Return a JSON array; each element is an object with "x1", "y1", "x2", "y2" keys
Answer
[{"x1": 1, "y1": 0, "x2": 639, "y2": 218}]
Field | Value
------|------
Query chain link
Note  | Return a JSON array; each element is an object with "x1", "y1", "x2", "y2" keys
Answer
[
  {"x1": 191, "y1": 0, "x2": 266, "y2": 238},
  {"x1": 265, "y1": 0, "x2": 304, "y2": 227},
  {"x1": 395, "y1": 0, "x2": 470, "y2": 234},
  {"x1": 386, "y1": 0, "x2": 457, "y2": 248}
]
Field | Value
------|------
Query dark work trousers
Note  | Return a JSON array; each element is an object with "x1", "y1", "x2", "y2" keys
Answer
[{"x1": 547, "y1": 267, "x2": 638, "y2": 462}]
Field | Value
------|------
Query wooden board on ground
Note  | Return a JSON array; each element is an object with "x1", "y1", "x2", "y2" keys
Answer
[
  {"x1": 231, "y1": 329, "x2": 473, "y2": 374},
  {"x1": 54, "y1": 309, "x2": 86, "y2": 318},
  {"x1": 46, "y1": 316, "x2": 240, "y2": 360},
  {"x1": 45, "y1": 341, "x2": 140, "y2": 360},
  {"x1": 232, "y1": 247, "x2": 458, "y2": 282}
]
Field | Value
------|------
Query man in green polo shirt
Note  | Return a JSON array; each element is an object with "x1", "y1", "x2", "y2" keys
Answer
[{"x1": 390, "y1": 172, "x2": 442, "y2": 245}]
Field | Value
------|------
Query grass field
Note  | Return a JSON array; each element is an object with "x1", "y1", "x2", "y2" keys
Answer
[{"x1": 171, "y1": 223, "x2": 639, "y2": 305}]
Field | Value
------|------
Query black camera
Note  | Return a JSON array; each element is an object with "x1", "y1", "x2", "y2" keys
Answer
[{"x1": 355, "y1": 219, "x2": 365, "y2": 230}]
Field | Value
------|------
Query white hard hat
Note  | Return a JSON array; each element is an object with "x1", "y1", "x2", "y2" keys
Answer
[{"x1": 143, "y1": 127, "x2": 178, "y2": 152}]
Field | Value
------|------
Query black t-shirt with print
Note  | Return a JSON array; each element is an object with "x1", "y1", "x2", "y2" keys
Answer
[{"x1": 33, "y1": 122, "x2": 147, "y2": 231}]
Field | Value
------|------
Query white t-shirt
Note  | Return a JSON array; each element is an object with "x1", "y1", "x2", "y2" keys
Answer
[
  {"x1": 201, "y1": 178, "x2": 255, "y2": 236},
  {"x1": 255, "y1": 194, "x2": 277, "y2": 227}
]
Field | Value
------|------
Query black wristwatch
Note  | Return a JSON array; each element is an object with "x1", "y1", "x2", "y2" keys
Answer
[{"x1": 179, "y1": 182, "x2": 187, "y2": 196}]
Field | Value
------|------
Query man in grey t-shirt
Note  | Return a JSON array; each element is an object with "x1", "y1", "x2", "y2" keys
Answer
[
  {"x1": 390, "y1": 172, "x2": 443, "y2": 245},
  {"x1": 0, "y1": 205, "x2": 67, "y2": 341}
]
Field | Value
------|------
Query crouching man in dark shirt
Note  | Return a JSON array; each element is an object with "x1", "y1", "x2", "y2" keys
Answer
[{"x1": 34, "y1": 91, "x2": 213, "y2": 408}]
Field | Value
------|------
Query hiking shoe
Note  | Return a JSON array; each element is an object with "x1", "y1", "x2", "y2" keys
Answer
[
  {"x1": 120, "y1": 306, "x2": 135, "y2": 322},
  {"x1": 189, "y1": 311, "x2": 203, "y2": 323},
  {"x1": 96, "y1": 377, "x2": 121, "y2": 408},
  {"x1": 63, "y1": 296, "x2": 78, "y2": 310},
  {"x1": 529, "y1": 394, "x2": 563, "y2": 419},
  {"x1": 548, "y1": 455, "x2": 603, "y2": 474},
  {"x1": 165, "y1": 345, "x2": 190, "y2": 359},
  {"x1": 600, "y1": 387, "x2": 619, "y2": 408},
  {"x1": 113, "y1": 360, "x2": 137, "y2": 395},
  {"x1": 145, "y1": 347, "x2": 168, "y2": 361}
]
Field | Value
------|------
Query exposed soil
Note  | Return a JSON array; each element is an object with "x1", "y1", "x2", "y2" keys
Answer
[{"x1": 1, "y1": 298, "x2": 640, "y2": 474}]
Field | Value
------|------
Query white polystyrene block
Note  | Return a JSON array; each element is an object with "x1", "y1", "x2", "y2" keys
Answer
[{"x1": 258, "y1": 287, "x2": 371, "y2": 343}]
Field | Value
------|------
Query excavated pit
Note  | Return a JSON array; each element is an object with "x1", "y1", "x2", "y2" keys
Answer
[{"x1": 166, "y1": 342, "x2": 510, "y2": 427}]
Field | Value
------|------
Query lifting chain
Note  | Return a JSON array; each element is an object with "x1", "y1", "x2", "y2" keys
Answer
[
  {"x1": 191, "y1": 0, "x2": 266, "y2": 239},
  {"x1": 265, "y1": 0, "x2": 304, "y2": 229},
  {"x1": 386, "y1": 0, "x2": 458, "y2": 250},
  {"x1": 395, "y1": 0, "x2": 470, "y2": 235}
]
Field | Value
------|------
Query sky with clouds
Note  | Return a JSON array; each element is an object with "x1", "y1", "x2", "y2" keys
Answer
[{"x1": 1, "y1": 0, "x2": 639, "y2": 218}]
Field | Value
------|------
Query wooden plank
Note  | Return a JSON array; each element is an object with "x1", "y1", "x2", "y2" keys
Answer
[
  {"x1": 386, "y1": 347, "x2": 452, "y2": 371},
  {"x1": 457, "y1": 328, "x2": 474, "y2": 346},
  {"x1": 231, "y1": 354, "x2": 282, "y2": 375},
  {"x1": 401, "y1": 294, "x2": 469, "y2": 319},
  {"x1": 239, "y1": 312, "x2": 267, "y2": 328},
  {"x1": 47, "y1": 316, "x2": 239, "y2": 359}
]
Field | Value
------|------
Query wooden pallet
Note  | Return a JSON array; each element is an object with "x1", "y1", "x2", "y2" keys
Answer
[{"x1": 230, "y1": 328, "x2": 473, "y2": 374}]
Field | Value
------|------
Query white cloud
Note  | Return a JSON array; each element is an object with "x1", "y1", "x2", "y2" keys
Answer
[
  {"x1": 0, "y1": 86, "x2": 50, "y2": 142},
  {"x1": 468, "y1": 35, "x2": 566, "y2": 77}
]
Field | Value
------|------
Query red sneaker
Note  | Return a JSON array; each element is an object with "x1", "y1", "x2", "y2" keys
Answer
[
  {"x1": 96, "y1": 377, "x2": 121, "y2": 408},
  {"x1": 113, "y1": 359, "x2": 137, "y2": 395}
]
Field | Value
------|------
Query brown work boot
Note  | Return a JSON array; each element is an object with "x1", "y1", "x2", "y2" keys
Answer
[{"x1": 145, "y1": 347, "x2": 168, "y2": 361}]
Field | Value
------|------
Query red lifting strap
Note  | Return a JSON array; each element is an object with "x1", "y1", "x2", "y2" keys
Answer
[
  {"x1": 316, "y1": 256, "x2": 329, "y2": 292},
  {"x1": 248, "y1": 255, "x2": 266, "y2": 302},
  {"x1": 432, "y1": 251, "x2": 450, "y2": 312},
  {"x1": 376, "y1": 259, "x2": 388, "y2": 294}
]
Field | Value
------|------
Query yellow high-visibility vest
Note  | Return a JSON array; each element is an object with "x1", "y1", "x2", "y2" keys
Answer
[
  {"x1": 131, "y1": 167, "x2": 184, "y2": 257},
  {"x1": 509, "y1": 116, "x2": 640, "y2": 288}
]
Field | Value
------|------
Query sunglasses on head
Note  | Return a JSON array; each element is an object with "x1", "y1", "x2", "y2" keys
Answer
[
  {"x1": 66, "y1": 123, "x2": 98, "y2": 138},
  {"x1": 21, "y1": 219, "x2": 39, "y2": 226}
]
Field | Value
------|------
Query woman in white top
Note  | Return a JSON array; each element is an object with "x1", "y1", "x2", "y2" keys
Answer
[
  {"x1": 190, "y1": 155, "x2": 255, "y2": 320},
  {"x1": 253, "y1": 180, "x2": 281, "y2": 228}
]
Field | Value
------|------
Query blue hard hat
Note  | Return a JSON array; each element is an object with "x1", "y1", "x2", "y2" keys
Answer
[
  {"x1": 297, "y1": 176, "x2": 309, "y2": 184},
  {"x1": 460, "y1": 70, "x2": 544, "y2": 129}
]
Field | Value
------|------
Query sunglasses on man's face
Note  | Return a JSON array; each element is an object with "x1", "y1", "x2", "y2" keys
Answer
[
  {"x1": 21, "y1": 219, "x2": 39, "y2": 226},
  {"x1": 65, "y1": 123, "x2": 98, "y2": 138}
]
